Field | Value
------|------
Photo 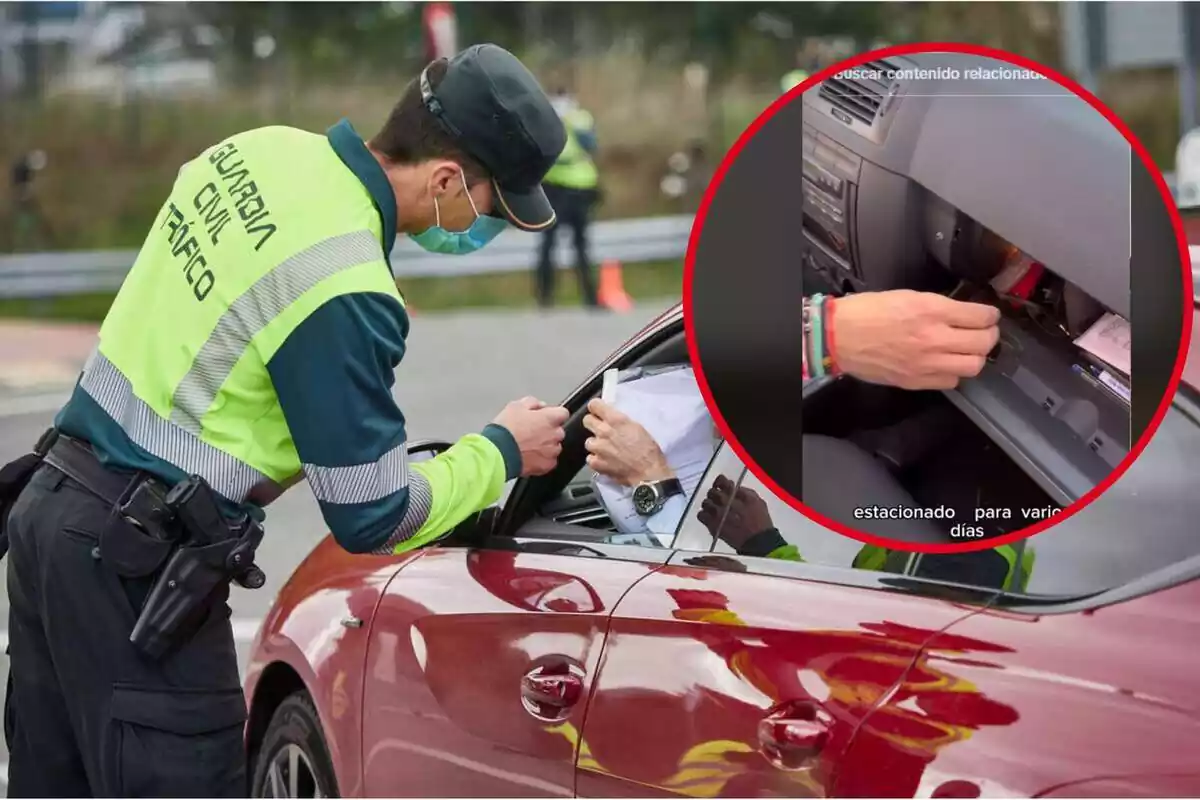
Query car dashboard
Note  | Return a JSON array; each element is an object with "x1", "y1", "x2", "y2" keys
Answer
[{"x1": 801, "y1": 53, "x2": 1133, "y2": 506}]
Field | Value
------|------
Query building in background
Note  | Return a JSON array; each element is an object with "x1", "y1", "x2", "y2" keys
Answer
[{"x1": 0, "y1": 2, "x2": 87, "y2": 96}]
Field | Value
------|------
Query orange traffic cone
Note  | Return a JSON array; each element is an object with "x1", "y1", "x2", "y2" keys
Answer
[{"x1": 597, "y1": 259, "x2": 633, "y2": 312}]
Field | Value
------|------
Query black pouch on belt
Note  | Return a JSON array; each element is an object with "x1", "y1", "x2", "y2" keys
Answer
[
  {"x1": 99, "y1": 479, "x2": 179, "y2": 581},
  {"x1": 0, "y1": 428, "x2": 61, "y2": 561}
]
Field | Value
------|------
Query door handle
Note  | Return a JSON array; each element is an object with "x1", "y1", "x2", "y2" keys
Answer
[
  {"x1": 757, "y1": 702, "x2": 833, "y2": 771},
  {"x1": 520, "y1": 663, "x2": 585, "y2": 722},
  {"x1": 521, "y1": 668, "x2": 583, "y2": 708}
]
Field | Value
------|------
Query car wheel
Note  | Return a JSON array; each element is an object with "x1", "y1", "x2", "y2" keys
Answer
[{"x1": 251, "y1": 692, "x2": 339, "y2": 798}]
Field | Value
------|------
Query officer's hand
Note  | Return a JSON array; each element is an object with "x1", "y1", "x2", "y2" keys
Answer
[
  {"x1": 831, "y1": 290, "x2": 1001, "y2": 390},
  {"x1": 493, "y1": 397, "x2": 569, "y2": 477}
]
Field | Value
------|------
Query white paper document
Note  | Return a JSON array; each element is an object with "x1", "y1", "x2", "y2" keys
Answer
[
  {"x1": 591, "y1": 366, "x2": 718, "y2": 545},
  {"x1": 1075, "y1": 312, "x2": 1131, "y2": 377}
]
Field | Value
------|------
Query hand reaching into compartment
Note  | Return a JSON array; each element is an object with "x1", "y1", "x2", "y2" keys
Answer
[{"x1": 830, "y1": 290, "x2": 1001, "y2": 391}]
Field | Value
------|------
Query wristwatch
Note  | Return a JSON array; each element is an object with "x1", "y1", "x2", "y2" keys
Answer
[{"x1": 632, "y1": 477, "x2": 684, "y2": 516}]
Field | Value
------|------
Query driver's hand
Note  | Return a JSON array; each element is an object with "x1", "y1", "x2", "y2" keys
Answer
[
  {"x1": 492, "y1": 397, "x2": 568, "y2": 477},
  {"x1": 697, "y1": 475, "x2": 774, "y2": 549},
  {"x1": 831, "y1": 290, "x2": 1001, "y2": 390},
  {"x1": 583, "y1": 398, "x2": 673, "y2": 486}
]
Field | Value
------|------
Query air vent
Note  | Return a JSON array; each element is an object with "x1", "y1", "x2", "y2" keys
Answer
[
  {"x1": 818, "y1": 59, "x2": 900, "y2": 125},
  {"x1": 551, "y1": 505, "x2": 612, "y2": 529}
]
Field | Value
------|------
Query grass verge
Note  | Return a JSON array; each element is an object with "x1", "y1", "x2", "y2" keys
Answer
[{"x1": 0, "y1": 260, "x2": 684, "y2": 323}]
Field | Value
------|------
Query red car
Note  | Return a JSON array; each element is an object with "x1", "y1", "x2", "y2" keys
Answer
[{"x1": 244, "y1": 290, "x2": 1200, "y2": 797}]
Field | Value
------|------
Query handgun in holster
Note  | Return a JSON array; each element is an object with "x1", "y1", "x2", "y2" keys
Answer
[{"x1": 129, "y1": 474, "x2": 266, "y2": 660}]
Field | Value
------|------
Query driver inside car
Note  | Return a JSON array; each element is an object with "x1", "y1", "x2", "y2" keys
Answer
[{"x1": 583, "y1": 398, "x2": 1034, "y2": 592}]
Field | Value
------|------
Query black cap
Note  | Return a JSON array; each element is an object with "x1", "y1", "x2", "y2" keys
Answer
[{"x1": 421, "y1": 44, "x2": 566, "y2": 232}]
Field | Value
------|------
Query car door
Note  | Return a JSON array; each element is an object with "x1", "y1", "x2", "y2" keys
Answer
[
  {"x1": 359, "y1": 540, "x2": 664, "y2": 798},
  {"x1": 358, "y1": 308, "x2": 689, "y2": 797},
  {"x1": 576, "y1": 444, "x2": 1002, "y2": 798},
  {"x1": 831, "y1": 389, "x2": 1200, "y2": 799}
]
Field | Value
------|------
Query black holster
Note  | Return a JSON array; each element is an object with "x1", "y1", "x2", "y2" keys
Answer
[
  {"x1": 130, "y1": 538, "x2": 243, "y2": 660},
  {"x1": 129, "y1": 475, "x2": 265, "y2": 661}
]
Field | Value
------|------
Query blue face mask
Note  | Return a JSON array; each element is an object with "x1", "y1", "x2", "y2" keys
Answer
[{"x1": 409, "y1": 170, "x2": 507, "y2": 255}]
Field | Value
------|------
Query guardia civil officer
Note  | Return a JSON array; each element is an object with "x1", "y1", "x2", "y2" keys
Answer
[
  {"x1": 1, "y1": 44, "x2": 569, "y2": 797},
  {"x1": 535, "y1": 84, "x2": 602, "y2": 308}
]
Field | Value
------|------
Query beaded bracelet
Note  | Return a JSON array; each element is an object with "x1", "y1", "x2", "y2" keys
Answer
[
  {"x1": 809, "y1": 294, "x2": 827, "y2": 379},
  {"x1": 803, "y1": 294, "x2": 840, "y2": 379},
  {"x1": 801, "y1": 298, "x2": 812, "y2": 380},
  {"x1": 824, "y1": 296, "x2": 840, "y2": 375}
]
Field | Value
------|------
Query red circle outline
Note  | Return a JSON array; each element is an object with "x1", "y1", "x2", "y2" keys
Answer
[{"x1": 683, "y1": 42, "x2": 1196, "y2": 555}]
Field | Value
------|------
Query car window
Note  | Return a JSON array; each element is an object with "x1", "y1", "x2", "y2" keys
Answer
[
  {"x1": 673, "y1": 443, "x2": 751, "y2": 551},
  {"x1": 1010, "y1": 397, "x2": 1200, "y2": 598},
  {"x1": 545, "y1": 439, "x2": 725, "y2": 550},
  {"x1": 711, "y1": 468, "x2": 866, "y2": 564},
  {"x1": 677, "y1": 396, "x2": 1200, "y2": 600},
  {"x1": 675, "y1": 444, "x2": 871, "y2": 568},
  {"x1": 535, "y1": 381, "x2": 720, "y2": 551}
]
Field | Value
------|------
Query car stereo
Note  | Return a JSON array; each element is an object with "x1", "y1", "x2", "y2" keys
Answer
[
  {"x1": 801, "y1": 124, "x2": 859, "y2": 283},
  {"x1": 799, "y1": 117, "x2": 931, "y2": 297}
]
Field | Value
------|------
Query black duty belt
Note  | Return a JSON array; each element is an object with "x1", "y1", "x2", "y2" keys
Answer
[
  {"x1": 39, "y1": 430, "x2": 266, "y2": 660},
  {"x1": 46, "y1": 436, "x2": 151, "y2": 508},
  {"x1": 43, "y1": 434, "x2": 177, "y2": 543}
]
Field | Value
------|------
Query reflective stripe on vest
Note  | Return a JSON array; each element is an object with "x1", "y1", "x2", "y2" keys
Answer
[
  {"x1": 544, "y1": 108, "x2": 598, "y2": 190},
  {"x1": 89, "y1": 126, "x2": 405, "y2": 504},
  {"x1": 851, "y1": 543, "x2": 1033, "y2": 591},
  {"x1": 79, "y1": 348, "x2": 271, "y2": 502},
  {"x1": 168, "y1": 228, "x2": 381, "y2": 435}
]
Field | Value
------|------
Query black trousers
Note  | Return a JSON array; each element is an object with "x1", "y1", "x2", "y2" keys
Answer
[
  {"x1": 536, "y1": 184, "x2": 599, "y2": 308},
  {"x1": 4, "y1": 464, "x2": 246, "y2": 797}
]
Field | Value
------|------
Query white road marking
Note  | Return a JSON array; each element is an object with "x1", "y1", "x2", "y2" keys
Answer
[
  {"x1": 0, "y1": 391, "x2": 71, "y2": 419},
  {"x1": 232, "y1": 618, "x2": 263, "y2": 642}
]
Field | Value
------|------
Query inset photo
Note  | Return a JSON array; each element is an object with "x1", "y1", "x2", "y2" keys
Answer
[{"x1": 686, "y1": 44, "x2": 1193, "y2": 552}]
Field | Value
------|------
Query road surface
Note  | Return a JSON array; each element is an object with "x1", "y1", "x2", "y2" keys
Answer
[{"x1": 0, "y1": 303, "x2": 670, "y2": 790}]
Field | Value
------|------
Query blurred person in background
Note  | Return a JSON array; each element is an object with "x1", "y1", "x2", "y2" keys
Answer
[
  {"x1": 535, "y1": 83, "x2": 602, "y2": 309},
  {"x1": 684, "y1": 139, "x2": 714, "y2": 213},
  {"x1": 7, "y1": 149, "x2": 54, "y2": 249},
  {"x1": 0, "y1": 44, "x2": 569, "y2": 797}
]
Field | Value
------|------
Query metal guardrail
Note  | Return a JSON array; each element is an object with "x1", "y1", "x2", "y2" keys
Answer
[
  {"x1": 0, "y1": 168, "x2": 1189, "y2": 301},
  {"x1": 0, "y1": 215, "x2": 695, "y2": 300}
]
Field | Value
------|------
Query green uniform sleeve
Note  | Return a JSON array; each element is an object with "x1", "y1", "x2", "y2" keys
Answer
[
  {"x1": 738, "y1": 528, "x2": 804, "y2": 562},
  {"x1": 268, "y1": 292, "x2": 521, "y2": 555},
  {"x1": 392, "y1": 429, "x2": 513, "y2": 554},
  {"x1": 766, "y1": 543, "x2": 803, "y2": 562}
]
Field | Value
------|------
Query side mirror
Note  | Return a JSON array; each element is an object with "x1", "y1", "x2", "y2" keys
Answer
[{"x1": 407, "y1": 439, "x2": 453, "y2": 463}]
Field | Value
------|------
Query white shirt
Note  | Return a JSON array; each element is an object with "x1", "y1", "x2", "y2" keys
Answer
[{"x1": 646, "y1": 492, "x2": 688, "y2": 540}]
